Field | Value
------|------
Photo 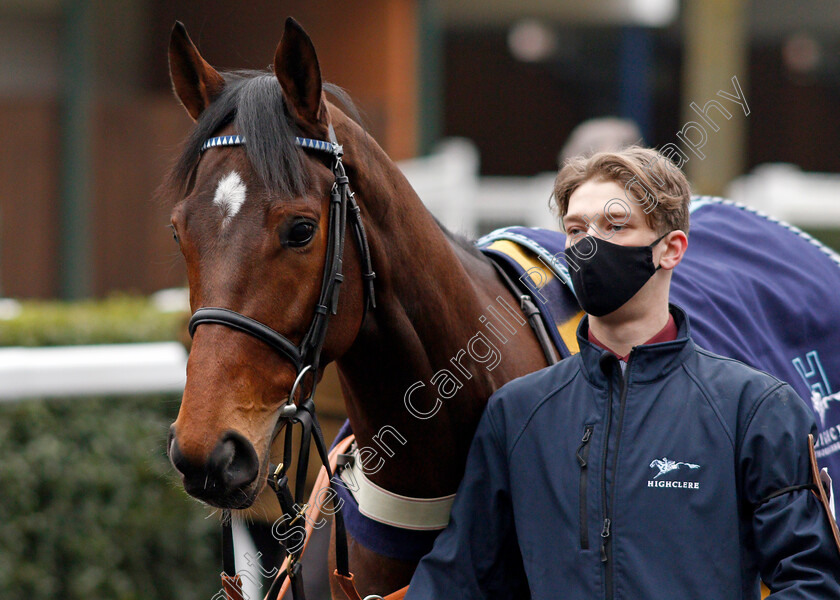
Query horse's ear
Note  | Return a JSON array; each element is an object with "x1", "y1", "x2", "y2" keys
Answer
[
  {"x1": 274, "y1": 17, "x2": 326, "y2": 127},
  {"x1": 168, "y1": 21, "x2": 225, "y2": 121}
]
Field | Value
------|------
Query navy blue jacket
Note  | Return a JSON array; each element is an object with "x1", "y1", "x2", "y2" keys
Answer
[{"x1": 405, "y1": 305, "x2": 840, "y2": 599}]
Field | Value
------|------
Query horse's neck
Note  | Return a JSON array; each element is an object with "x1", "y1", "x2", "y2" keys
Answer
[{"x1": 333, "y1": 125, "x2": 544, "y2": 497}]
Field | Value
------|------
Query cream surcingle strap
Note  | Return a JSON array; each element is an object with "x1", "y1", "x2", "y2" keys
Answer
[{"x1": 339, "y1": 444, "x2": 455, "y2": 531}]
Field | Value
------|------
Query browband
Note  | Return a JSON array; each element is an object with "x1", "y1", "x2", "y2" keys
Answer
[{"x1": 200, "y1": 134, "x2": 343, "y2": 157}]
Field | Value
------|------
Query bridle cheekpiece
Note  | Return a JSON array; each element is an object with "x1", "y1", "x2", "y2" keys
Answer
[
  {"x1": 189, "y1": 125, "x2": 375, "y2": 413},
  {"x1": 187, "y1": 126, "x2": 375, "y2": 597}
]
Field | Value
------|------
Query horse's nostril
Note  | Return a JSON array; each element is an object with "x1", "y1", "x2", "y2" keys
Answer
[
  {"x1": 168, "y1": 433, "x2": 197, "y2": 479},
  {"x1": 208, "y1": 431, "x2": 259, "y2": 490},
  {"x1": 167, "y1": 425, "x2": 176, "y2": 457}
]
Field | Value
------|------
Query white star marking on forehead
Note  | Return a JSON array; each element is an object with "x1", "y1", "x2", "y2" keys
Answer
[{"x1": 213, "y1": 171, "x2": 247, "y2": 227}]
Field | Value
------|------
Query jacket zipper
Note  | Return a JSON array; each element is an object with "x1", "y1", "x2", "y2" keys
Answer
[
  {"x1": 577, "y1": 424, "x2": 594, "y2": 549},
  {"x1": 600, "y1": 376, "x2": 613, "y2": 567},
  {"x1": 602, "y1": 358, "x2": 632, "y2": 600}
]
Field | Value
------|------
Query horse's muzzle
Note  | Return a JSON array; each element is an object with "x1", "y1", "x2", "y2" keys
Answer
[{"x1": 168, "y1": 426, "x2": 260, "y2": 507}]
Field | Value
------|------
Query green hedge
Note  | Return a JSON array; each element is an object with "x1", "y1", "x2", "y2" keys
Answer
[
  {"x1": 802, "y1": 227, "x2": 840, "y2": 255},
  {"x1": 0, "y1": 296, "x2": 223, "y2": 600},
  {"x1": 0, "y1": 295, "x2": 186, "y2": 347}
]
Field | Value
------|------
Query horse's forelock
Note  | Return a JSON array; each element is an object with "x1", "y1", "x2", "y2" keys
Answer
[
  {"x1": 235, "y1": 73, "x2": 308, "y2": 197},
  {"x1": 163, "y1": 70, "x2": 309, "y2": 202}
]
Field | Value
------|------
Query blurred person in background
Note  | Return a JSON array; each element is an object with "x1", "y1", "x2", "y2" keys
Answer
[{"x1": 558, "y1": 117, "x2": 643, "y2": 165}]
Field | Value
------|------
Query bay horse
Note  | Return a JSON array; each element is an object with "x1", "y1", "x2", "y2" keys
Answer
[{"x1": 163, "y1": 17, "x2": 547, "y2": 599}]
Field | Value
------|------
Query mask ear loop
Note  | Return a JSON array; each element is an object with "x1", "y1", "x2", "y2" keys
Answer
[
  {"x1": 650, "y1": 231, "x2": 671, "y2": 247},
  {"x1": 651, "y1": 231, "x2": 673, "y2": 271}
]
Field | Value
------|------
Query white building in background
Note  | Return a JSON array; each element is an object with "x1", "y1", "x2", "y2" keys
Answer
[
  {"x1": 399, "y1": 138, "x2": 559, "y2": 238},
  {"x1": 727, "y1": 163, "x2": 840, "y2": 229}
]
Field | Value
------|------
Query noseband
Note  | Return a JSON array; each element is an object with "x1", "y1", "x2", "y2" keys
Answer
[{"x1": 187, "y1": 126, "x2": 376, "y2": 599}]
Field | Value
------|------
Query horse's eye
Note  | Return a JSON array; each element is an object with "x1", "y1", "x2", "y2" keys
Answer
[
  {"x1": 287, "y1": 221, "x2": 315, "y2": 247},
  {"x1": 169, "y1": 225, "x2": 180, "y2": 244}
]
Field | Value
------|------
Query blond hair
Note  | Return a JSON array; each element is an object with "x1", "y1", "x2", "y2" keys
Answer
[{"x1": 551, "y1": 146, "x2": 691, "y2": 235}]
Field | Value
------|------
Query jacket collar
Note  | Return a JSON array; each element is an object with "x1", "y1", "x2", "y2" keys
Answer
[{"x1": 576, "y1": 303, "x2": 695, "y2": 386}]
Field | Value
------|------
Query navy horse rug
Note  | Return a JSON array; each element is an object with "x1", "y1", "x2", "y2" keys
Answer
[{"x1": 476, "y1": 195, "x2": 840, "y2": 476}]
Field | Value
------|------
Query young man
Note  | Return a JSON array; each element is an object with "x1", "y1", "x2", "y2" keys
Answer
[{"x1": 404, "y1": 147, "x2": 840, "y2": 599}]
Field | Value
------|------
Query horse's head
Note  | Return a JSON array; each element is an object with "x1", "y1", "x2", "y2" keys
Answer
[{"x1": 164, "y1": 19, "x2": 370, "y2": 508}]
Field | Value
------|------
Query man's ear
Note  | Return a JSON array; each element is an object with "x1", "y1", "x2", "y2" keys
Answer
[
  {"x1": 658, "y1": 230, "x2": 688, "y2": 271},
  {"x1": 273, "y1": 17, "x2": 327, "y2": 129},
  {"x1": 168, "y1": 21, "x2": 225, "y2": 121}
]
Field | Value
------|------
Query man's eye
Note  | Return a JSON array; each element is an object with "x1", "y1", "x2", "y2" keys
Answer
[{"x1": 286, "y1": 221, "x2": 316, "y2": 247}]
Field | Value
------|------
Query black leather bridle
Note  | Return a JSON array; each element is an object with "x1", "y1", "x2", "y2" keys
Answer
[
  {"x1": 189, "y1": 126, "x2": 376, "y2": 403},
  {"x1": 188, "y1": 126, "x2": 376, "y2": 599}
]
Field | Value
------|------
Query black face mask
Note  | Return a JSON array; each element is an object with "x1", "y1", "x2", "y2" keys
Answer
[{"x1": 564, "y1": 232, "x2": 669, "y2": 317}]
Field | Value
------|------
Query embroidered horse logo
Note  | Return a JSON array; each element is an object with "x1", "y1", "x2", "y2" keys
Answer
[
  {"x1": 811, "y1": 390, "x2": 840, "y2": 426},
  {"x1": 649, "y1": 457, "x2": 701, "y2": 479}
]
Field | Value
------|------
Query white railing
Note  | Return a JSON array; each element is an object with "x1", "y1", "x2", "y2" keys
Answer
[
  {"x1": 401, "y1": 140, "x2": 840, "y2": 235},
  {"x1": 0, "y1": 342, "x2": 187, "y2": 401}
]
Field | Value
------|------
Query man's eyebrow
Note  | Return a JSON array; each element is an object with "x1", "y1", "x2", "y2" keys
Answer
[{"x1": 605, "y1": 202, "x2": 632, "y2": 221}]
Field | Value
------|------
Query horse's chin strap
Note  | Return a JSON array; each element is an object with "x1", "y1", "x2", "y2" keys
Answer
[{"x1": 193, "y1": 130, "x2": 373, "y2": 600}]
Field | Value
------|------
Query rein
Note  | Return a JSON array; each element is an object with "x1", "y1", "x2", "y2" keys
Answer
[{"x1": 189, "y1": 127, "x2": 376, "y2": 600}]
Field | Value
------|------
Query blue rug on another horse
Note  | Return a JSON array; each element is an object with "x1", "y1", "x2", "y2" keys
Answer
[{"x1": 476, "y1": 196, "x2": 840, "y2": 475}]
